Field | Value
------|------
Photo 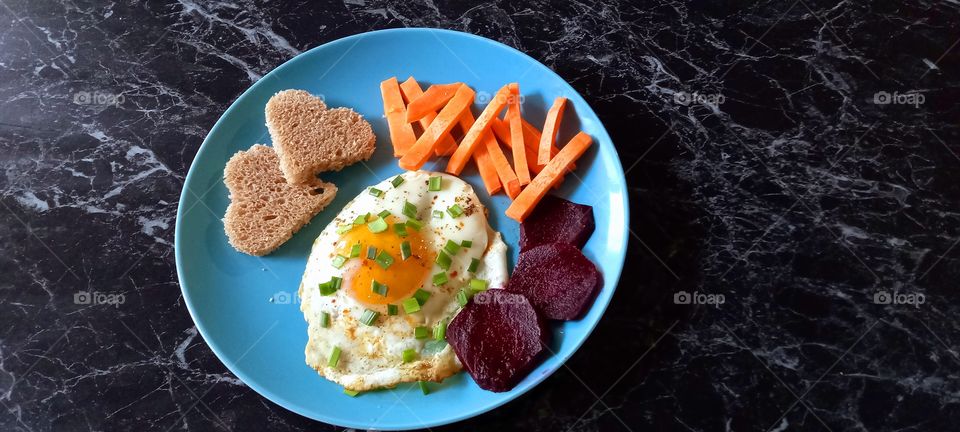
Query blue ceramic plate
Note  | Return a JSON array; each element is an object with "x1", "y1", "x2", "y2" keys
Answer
[{"x1": 175, "y1": 28, "x2": 628, "y2": 430}]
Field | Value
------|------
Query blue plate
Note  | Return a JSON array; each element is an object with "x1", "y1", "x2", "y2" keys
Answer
[{"x1": 175, "y1": 28, "x2": 628, "y2": 430}]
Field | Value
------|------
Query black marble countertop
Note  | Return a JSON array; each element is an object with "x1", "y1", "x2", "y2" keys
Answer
[{"x1": 3, "y1": 1, "x2": 960, "y2": 431}]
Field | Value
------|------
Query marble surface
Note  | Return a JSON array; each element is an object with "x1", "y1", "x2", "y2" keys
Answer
[{"x1": 2, "y1": 0, "x2": 959, "y2": 430}]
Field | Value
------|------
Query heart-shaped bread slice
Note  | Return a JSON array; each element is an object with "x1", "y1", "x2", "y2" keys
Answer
[
  {"x1": 265, "y1": 90, "x2": 376, "y2": 184},
  {"x1": 223, "y1": 144, "x2": 337, "y2": 256}
]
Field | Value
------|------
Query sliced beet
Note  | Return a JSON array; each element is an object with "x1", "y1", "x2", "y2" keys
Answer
[
  {"x1": 506, "y1": 242, "x2": 603, "y2": 320},
  {"x1": 447, "y1": 290, "x2": 548, "y2": 392},
  {"x1": 519, "y1": 195, "x2": 594, "y2": 251}
]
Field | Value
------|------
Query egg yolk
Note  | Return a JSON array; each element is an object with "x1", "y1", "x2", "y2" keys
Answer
[{"x1": 338, "y1": 216, "x2": 434, "y2": 306}]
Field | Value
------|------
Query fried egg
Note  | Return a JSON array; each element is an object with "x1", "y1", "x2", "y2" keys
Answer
[{"x1": 298, "y1": 171, "x2": 508, "y2": 391}]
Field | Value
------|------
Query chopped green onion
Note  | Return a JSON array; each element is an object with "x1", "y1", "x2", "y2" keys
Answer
[
  {"x1": 367, "y1": 217, "x2": 388, "y2": 233},
  {"x1": 414, "y1": 326, "x2": 429, "y2": 339},
  {"x1": 360, "y1": 309, "x2": 379, "y2": 326},
  {"x1": 402, "y1": 297, "x2": 421, "y2": 313},
  {"x1": 366, "y1": 246, "x2": 378, "y2": 259},
  {"x1": 328, "y1": 346, "x2": 341, "y2": 367},
  {"x1": 435, "y1": 250, "x2": 452, "y2": 270},
  {"x1": 443, "y1": 240, "x2": 460, "y2": 255},
  {"x1": 331, "y1": 276, "x2": 343, "y2": 290},
  {"x1": 469, "y1": 278, "x2": 489, "y2": 290},
  {"x1": 371, "y1": 280, "x2": 388, "y2": 297},
  {"x1": 319, "y1": 280, "x2": 336, "y2": 295},
  {"x1": 332, "y1": 254, "x2": 348, "y2": 269},
  {"x1": 433, "y1": 319, "x2": 447, "y2": 340},
  {"x1": 400, "y1": 241, "x2": 412, "y2": 260},
  {"x1": 428, "y1": 176, "x2": 442, "y2": 191},
  {"x1": 369, "y1": 187, "x2": 384, "y2": 197},
  {"x1": 432, "y1": 271, "x2": 448, "y2": 285},
  {"x1": 391, "y1": 175, "x2": 405, "y2": 187},
  {"x1": 387, "y1": 304, "x2": 398, "y2": 316},
  {"x1": 320, "y1": 312, "x2": 331, "y2": 328},
  {"x1": 456, "y1": 290, "x2": 469, "y2": 307},
  {"x1": 353, "y1": 213, "x2": 369, "y2": 225},
  {"x1": 393, "y1": 223, "x2": 409, "y2": 237},
  {"x1": 418, "y1": 381, "x2": 430, "y2": 395},
  {"x1": 432, "y1": 210, "x2": 444, "y2": 219},
  {"x1": 405, "y1": 218, "x2": 423, "y2": 231},
  {"x1": 349, "y1": 242, "x2": 361, "y2": 258},
  {"x1": 468, "y1": 258, "x2": 480, "y2": 273},
  {"x1": 447, "y1": 204, "x2": 464, "y2": 218},
  {"x1": 461, "y1": 240, "x2": 473, "y2": 248},
  {"x1": 336, "y1": 224, "x2": 353, "y2": 234},
  {"x1": 402, "y1": 348, "x2": 417, "y2": 363},
  {"x1": 343, "y1": 388, "x2": 360, "y2": 397},
  {"x1": 413, "y1": 289, "x2": 431, "y2": 305},
  {"x1": 375, "y1": 251, "x2": 395, "y2": 269},
  {"x1": 378, "y1": 209, "x2": 391, "y2": 219},
  {"x1": 402, "y1": 201, "x2": 418, "y2": 219}
]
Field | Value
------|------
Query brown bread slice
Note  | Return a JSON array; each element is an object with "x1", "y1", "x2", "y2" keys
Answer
[
  {"x1": 223, "y1": 144, "x2": 337, "y2": 256},
  {"x1": 265, "y1": 90, "x2": 376, "y2": 184}
]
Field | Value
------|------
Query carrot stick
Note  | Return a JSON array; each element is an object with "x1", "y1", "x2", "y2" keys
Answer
[
  {"x1": 446, "y1": 84, "x2": 512, "y2": 175},
  {"x1": 405, "y1": 83, "x2": 462, "y2": 123},
  {"x1": 398, "y1": 77, "x2": 458, "y2": 156},
  {"x1": 456, "y1": 110, "x2": 502, "y2": 194},
  {"x1": 398, "y1": 84, "x2": 475, "y2": 170},
  {"x1": 538, "y1": 97, "x2": 568, "y2": 165},
  {"x1": 483, "y1": 130, "x2": 521, "y2": 198},
  {"x1": 380, "y1": 77, "x2": 418, "y2": 157},
  {"x1": 491, "y1": 117, "x2": 546, "y2": 173},
  {"x1": 505, "y1": 132, "x2": 593, "y2": 221},
  {"x1": 506, "y1": 83, "x2": 531, "y2": 185}
]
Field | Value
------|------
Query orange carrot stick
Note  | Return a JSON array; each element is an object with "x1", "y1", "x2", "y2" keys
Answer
[
  {"x1": 405, "y1": 83, "x2": 462, "y2": 123},
  {"x1": 505, "y1": 132, "x2": 593, "y2": 221},
  {"x1": 483, "y1": 131, "x2": 521, "y2": 198},
  {"x1": 506, "y1": 83, "x2": 530, "y2": 185},
  {"x1": 380, "y1": 77, "x2": 418, "y2": 157},
  {"x1": 538, "y1": 97, "x2": 568, "y2": 165},
  {"x1": 398, "y1": 84, "x2": 475, "y2": 170},
  {"x1": 398, "y1": 77, "x2": 458, "y2": 156},
  {"x1": 491, "y1": 117, "x2": 546, "y2": 174},
  {"x1": 456, "y1": 110, "x2": 502, "y2": 194},
  {"x1": 446, "y1": 84, "x2": 512, "y2": 175}
]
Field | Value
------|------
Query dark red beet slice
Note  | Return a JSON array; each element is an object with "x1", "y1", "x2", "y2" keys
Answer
[
  {"x1": 447, "y1": 290, "x2": 549, "y2": 392},
  {"x1": 506, "y1": 242, "x2": 603, "y2": 320},
  {"x1": 519, "y1": 195, "x2": 594, "y2": 251}
]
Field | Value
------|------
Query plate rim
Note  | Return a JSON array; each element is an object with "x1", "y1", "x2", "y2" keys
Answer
[{"x1": 174, "y1": 27, "x2": 630, "y2": 430}]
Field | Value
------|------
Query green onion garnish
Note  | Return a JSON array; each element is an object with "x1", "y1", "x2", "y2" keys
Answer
[
  {"x1": 432, "y1": 210, "x2": 444, "y2": 219},
  {"x1": 414, "y1": 326, "x2": 429, "y2": 339},
  {"x1": 432, "y1": 271, "x2": 448, "y2": 285},
  {"x1": 402, "y1": 297, "x2": 421, "y2": 313},
  {"x1": 332, "y1": 254, "x2": 348, "y2": 269},
  {"x1": 443, "y1": 240, "x2": 460, "y2": 255},
  {"x1": 319, "y1": 280, "x2": 336, "y2": 295},
  {"x1": 393, "y1": 223, "x2": 409, "y2": 237},
  {"x1": 400, "y1": 241, "x2": 412, "y2": 260},
  {"x1": 371, "y1": 280, "x2": 388, "y2": 297},
  {"x1": 468, "y1": 258, "x2": 480, "y2": 273},
  {"x1": 369, "y1": 187, "x2": 384, "y2": 197},
  {"x1": 428, "y1": 176, "x2": 442, "y2": 191},
  {"x1": 418, "y1": 381, "x2": 430, "y2": 395},
  {"x1": 336, "y1": 224, "x2": 353, "y2": 234},
  {"x1": 331, "y1": 276, "x2": 343, "y2": 290},
  {"x1": 378, "y1": 209, "x2": 391, "y2": 219},
  {"x1": 435, "y1": 250, "x2": 452, "y2": 270},
  {"x1": 402, "y1": 348, "x2": 417, "y2": 363},
  {"x1": 328, "y1": 346, "x2": 341, "y2": 367},
  {"x1": 320, "y1": 312, "x2": 331, "y2": 328},
  {"x1": 367, "y1": 217, "x2": 388, "y2": 233},
  {"x1": 433, "y1": 319, "x2": 448, "y2": 340},
  {"x1": 447, "y1": 204, "x2": 464, "y2": 218},
  {"x1": 413, "y1": 289, "x2": 431, "y2": 305},
  {"x1": 343, "y1": 389, "x2": 360, "y2": 397},
  {"x1": 391, "y1": 175, "x2": 405, "y2": 187},
  {"x1": 387, "y1": 304, "x2": 398, "y2": 316},
  {"x1": 366, "y1": 246, "x2": 377, "y2": 259},
  {"x1": 349, "y1": 242, "x2": 361, "y2": 258},
  {"x1": 402, "y1": 201, "x2": 418, "y2": 219},
  {"x1": 469, "y1": 278, "x2": 488, "y2": 290},
  {"x1": 353, "y1": 213, "x2": 369, "y2": 225},
  {"x1": 375, "y1": 251, "x2": 394, "y2": 269},
  {"x1": 461, "y1": 240, "x2": 473, "y2": 248},
  {"x1": 360, "y1": 309, "x2": 379, "y2": 326},
  {"x1": 405, "y1": 218, "x2": 423, "y2": 231},
  {"x1": 456, "y1": 290, "x2": 469, "y2": 307}
]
